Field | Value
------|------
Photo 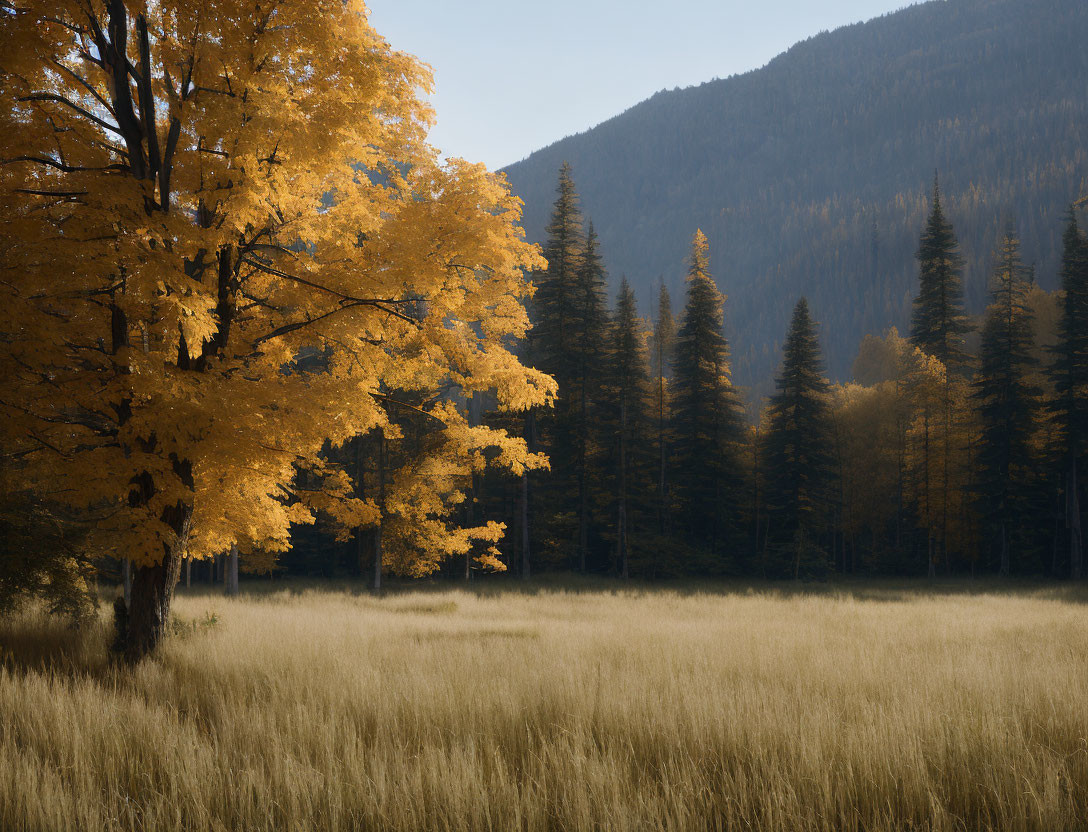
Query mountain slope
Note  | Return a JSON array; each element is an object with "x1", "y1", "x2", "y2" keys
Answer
[{"x1": 501, "y1": 0, "x2": 1088, "y2": 394}]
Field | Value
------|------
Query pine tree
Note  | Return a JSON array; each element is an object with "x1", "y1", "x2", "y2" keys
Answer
[
  {"x1": 532, "y1": 163, "x2": 584, "y2": 393},
  {"x1": 672, "y1": 231, "x2": 745, "y2": 559},
  {"x1": 605, "y1": 277, "x2": 652, "y2": 578},
  {"x1": 974, "y1": 228, "x2": 1040, "y2": 576},
  {"x1": 911, "y1": 174, "x2": 972, "y2": 371},
  {"x1": 762, "y1": 298, "x2": 834, "y2": 578},
  {"x1": 1050, "y1": 210, "x2": 1088, "y2": 578},
  {"x1": 909, "y1": 175, "x2": 974, "y2": 576},
  {"x1": 527, "y1": 163, "x2": 585, "y2": 566}
]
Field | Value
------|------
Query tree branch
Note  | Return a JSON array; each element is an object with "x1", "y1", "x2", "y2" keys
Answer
[{"x1": 18, "y1": 93, "x2": 122, "y2": 136}]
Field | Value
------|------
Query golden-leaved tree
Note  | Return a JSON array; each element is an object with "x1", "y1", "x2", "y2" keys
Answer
[{"x1": 0, "y1": 0, "x2": 554, "y2": 658}]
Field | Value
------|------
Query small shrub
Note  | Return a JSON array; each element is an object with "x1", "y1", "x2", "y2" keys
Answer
[{"x1": 169, "y1": 610, "x2": 220, "y2": 639}]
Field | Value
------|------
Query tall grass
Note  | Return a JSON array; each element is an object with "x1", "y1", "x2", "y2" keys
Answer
[{"x1": 2, "y1": 580, "x2": 1087, "y2": 831}]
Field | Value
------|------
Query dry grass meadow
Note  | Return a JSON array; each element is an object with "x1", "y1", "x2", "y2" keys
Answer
[{"x1": 1, "y1": 578, "x2": 1087, "y2": 831}]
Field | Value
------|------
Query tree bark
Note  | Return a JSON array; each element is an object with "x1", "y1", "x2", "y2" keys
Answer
[
  {"x1": 465, "y1": 473, "x2": 476, "y2": 581},
  {"x1": 226, "y1": 542, "x2": 239, "y2": 596},
  {"x1": 121, "y1": 558, "x2": 132, "y2": 606},
  {"x1": 353, "y1": 434, "x2": 368, "y2": 575},
  {"x1": 1070, "y1": 459, "x2": 1083, "y2": 580},
  {"x1": 520, "y1": 469, "x2": 530, "y2": 580},
  {"x1": 618, "y1": 392, "x2": 628, "y2": 580},
  {"x1": 520, "y1": 410, "x2": 533, "y2": 580},
  {"x1": 122, "y1": 502, "x2": 191, "y2": 662},
  {"x1": 466, "y1": 396, "x2": 481, "y2": 581},
  {"x1": 999, "y1": 520, "x2": 1010, "y2": 577},
  {"x1": 373, "y1": 432, "x2": 385, "y2": 592}
]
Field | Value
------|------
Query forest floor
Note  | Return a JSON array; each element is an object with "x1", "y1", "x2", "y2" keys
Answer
[{"x1": 1, "y1": 576, "x2": 1087, "y2": 831}]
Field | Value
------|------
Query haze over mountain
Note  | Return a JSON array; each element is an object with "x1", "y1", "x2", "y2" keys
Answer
[{"x1": 501, "y1": 0, "x2": 1088, "y2": 396}]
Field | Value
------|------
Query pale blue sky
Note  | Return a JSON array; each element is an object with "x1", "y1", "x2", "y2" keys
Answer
[{"x1": 368, "y1": 0, "x2": 916, "y2": 170}]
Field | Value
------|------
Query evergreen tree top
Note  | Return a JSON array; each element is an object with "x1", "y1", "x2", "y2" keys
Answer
[
  {"x1": 976, "y1": 227, "x2": 1038, "y2": 406},
  {"x1": 657, "y1": 281, "x2": 673, "y2": 320},
  {"x1": 774, "y1": 298, "x2": 830, "y2": 401},
  {"x1": 582, "y1": 221, "x2": 602, "y2": 268},
  {"x1": 543, "y1": 162, "x2": 583, "y2": 260},
  {"x1": 911, "y1": 174, "x2": 971, "y2": 370},
  {"x1": 689, "y1": 229, "x2": 711, "y2": 282},
  {"x1": 613, "y1": 277, "x2": 644, "y2": 374},
  {"x1": 651, "y1": 281, "x2": 676, "y2": 381},
  {"x1": 679, "y1": 230, "x2": 725, "y2": 339},
  {"x1": 763, "y1": 297, "x2": 833, "y2": 538}
]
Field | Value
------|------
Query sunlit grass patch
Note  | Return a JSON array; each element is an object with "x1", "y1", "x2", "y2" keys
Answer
[{"x1": 2, "y1": 578, "x2": 1087, "y2": 831}]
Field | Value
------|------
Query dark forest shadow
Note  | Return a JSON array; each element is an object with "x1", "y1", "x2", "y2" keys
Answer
[{"x1": 174, "y1": 572, "x2": 1088, "y2": 605}]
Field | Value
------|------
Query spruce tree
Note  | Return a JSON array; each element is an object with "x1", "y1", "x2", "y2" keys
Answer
[
  {"x1": 569, "y1": 221, "x2": 610, "y2": 572},
  {"x1": 1050, "y1": 210, "x2": 1088, "y2": 578},
  {"x1": 532, "y1": 162, "x2": 583, "y2": 387},
  {"x1": 672, "y1": 230, "x2": 745, "y2": 560},
  {"x1": 911, "y1": 175, "x2": 972, "y2": 371},
  {"x1": 604, "y1": 277, "x2": 652, "y2": 578},
  {"x1": 974, "y1": 228, "x2": 1040, "y2": 576},
  {"x1": 910, "y1": 175, "x2": 973, "y2": 576},
  {"x1": 762, "y1": 298, "x2": 834, "y2": 577},
  {"x1": 527, "y1": 163, "x2": 584, "y2": 566}
]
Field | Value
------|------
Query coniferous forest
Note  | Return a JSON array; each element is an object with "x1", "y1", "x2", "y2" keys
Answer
[{"x1": 283, "y1": 165, "x2": 1088, "y2": 584}]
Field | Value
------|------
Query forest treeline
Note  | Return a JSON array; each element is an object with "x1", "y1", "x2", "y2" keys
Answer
[
  {"x1": 502, "y1": 0, "x2": 1088, "y2": 396},
  {"x1": 290, "y1": 165, "x2": 1088, "y2": 582}
]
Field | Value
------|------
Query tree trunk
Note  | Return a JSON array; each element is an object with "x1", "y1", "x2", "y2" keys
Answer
[
  {"x1": 618, "y1": 393, "x2": 628, "y2": 580},
  {"x1": 658, "y1": 360, "x2": 667, "y2": 540},
  {"x1": 373, "y1": 525, "x2": 383, "y2": 591},
  {"x1": 121, "y1": 558, "x2": 132, "y2": 607},
  {"x1": 465, "y1": 396, "x2": 481, "y2": 581},
  {"x1": 465, "y1": 475, "x2": 475, "y2": 581},
  {"x1": 752, "y1": 425, "x2": 761, "y2": 563},
  {"x1": 999, "y1": 520, "x2": 1010, "y2": 577},
  {"x1": 793, "y1": 530, "x2": 802, "y2": 581},
  {"x1": 520, "y1": 410, "x2": 533, "y2": 580},
  {"x1": 226, "y1": 542, "x2": 239, "y2": 596},
  {"x1": 184, "y1": 556, "x2": 191, "y2": 588},
  {"x1": 353, "y1": 434, "x2": 368, "y2": 575},
  {"x1": 942, "y1": 382, "x2": 952, "y2": 574},
  {"x1": 121, "y1": 503, "x2": 191, "y2": 662},
  {"x1": 520, "y1": 470, "x2": 531, "y2": 579},
  {"x1": 578, "y1": 465, "x2": 587, "y2": 573},
  {"x1": 374, "y1": 432, "x2": 385, "y2": 593},
  {"x1": 1070, "y1": 459, "x2": 1083, "y2": 580}
]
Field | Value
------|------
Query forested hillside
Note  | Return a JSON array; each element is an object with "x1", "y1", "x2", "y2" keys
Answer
[{"x1": 502, "y1": 0, "x2": 1088, "y2": 394}]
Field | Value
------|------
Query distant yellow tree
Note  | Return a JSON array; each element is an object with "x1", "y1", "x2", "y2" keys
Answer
[
  {"x1": 0, "y1": 0, "x2": 554, "y2": 658},
  {"x1": 829, "y1": 382, "x2": 900, "y2": 570},
  {"x1": 849, "y1": 327, "x2": 977, "y2": 572},
  {"x1": 901, "y1": 344, "x2": 975, "y2": 574}
]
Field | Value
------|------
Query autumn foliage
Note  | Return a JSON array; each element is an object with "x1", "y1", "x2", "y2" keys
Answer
[{"x1": 0, "y1": 0, "x2": 553, "y2": 655}]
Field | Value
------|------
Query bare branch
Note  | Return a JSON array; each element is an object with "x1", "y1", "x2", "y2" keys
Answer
[
  {"x1": 3, "y1": 155, "x2": 127, "y2": 174},
  {"x1": 239, "y1": 257, "x2": 421, "y2": 327},
  {"x1": 18, "y1": 93, "x2": 122, "y2": 135}
]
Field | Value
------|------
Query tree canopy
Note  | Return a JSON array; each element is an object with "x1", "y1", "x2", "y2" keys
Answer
[{"x1": 0, "y1": 0, "x2": 553, "y2": 656}]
